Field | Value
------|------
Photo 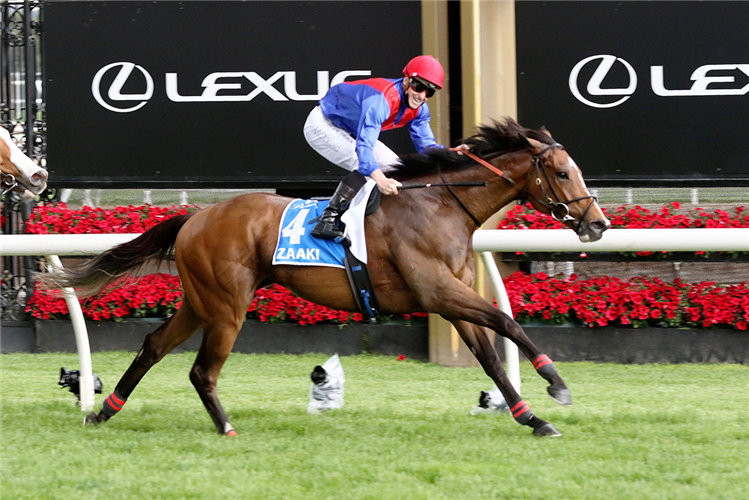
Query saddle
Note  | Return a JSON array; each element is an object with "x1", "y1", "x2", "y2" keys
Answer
[
  {"x1": 316, "y1": 188, "x2": 381, "y2": 321},
  {"x1": 362, "y1": 187, "x2": 381, "y2": 217}
]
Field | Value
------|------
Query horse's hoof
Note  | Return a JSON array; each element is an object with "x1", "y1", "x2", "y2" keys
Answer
[
  {"x1": 547, "y1": 386, "x2": 572, "y2": 406},
  {"x1": 83, "y1": 412, "x2": 100, "y2": 426},
  {"x1": 532, "y1": 423, "x2": 563, "y2": 437}
]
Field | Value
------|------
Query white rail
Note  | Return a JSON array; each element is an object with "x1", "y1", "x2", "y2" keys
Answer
[
  {"x1": 6, "y1": 228, "x2": 744, "y2": 256},
  {"x1": 47, "y1": 255, "x2": 95, "y2": 412},
  {"x1": 0, "y1": 234, "x2": 139, "y2": 256},
  {"x1": 473, "y1": 228, "x2": 749, "y2": 253},
  {"x1": 480, "y1": 252, "x2": 521, "y2": 392},
  {"x1": 1, "y1": 234, "x2": 140, "y2": 413}
]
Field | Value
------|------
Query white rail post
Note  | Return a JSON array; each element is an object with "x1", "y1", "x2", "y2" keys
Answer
[
  {"x1": 479, "y1": 252, "x2": 521, "y2": 393},
  {"x1": 82, "y1": 190, "x2": 93, "y2": 207},
  {"x1": 47, "y1": 255, "x2": 95, "y2": 412}
]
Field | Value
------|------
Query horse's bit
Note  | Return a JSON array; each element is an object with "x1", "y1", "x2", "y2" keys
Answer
[{"x1": 1, "y1": 172, "x2": 18, "y2": 196}]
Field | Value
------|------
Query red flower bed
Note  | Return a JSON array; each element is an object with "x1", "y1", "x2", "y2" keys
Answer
[
  {"x1": 499, "y1": 201, "x2": 749, "y2": 230},
  {"x1": 26, "y1": 270, "x2": 748, "y2": 330},
  {"x1": 29, "y1": 201, "x2": 749, "y2": 235},
  {"x1": 26, "y1": 275, "x2": 428, "y2": 326},
  {"x1": 27, "y1": 274, "x2": 183, "y2": 321},
  {"x1": 506, "y1": 272, "x2": 749, "y2": 330},
  {"x1": 248, "y1": 284, "x2": 365, "y2": 325},
  {"x1": 24, "y1": 203, "x2": 194, "y2": 234}
]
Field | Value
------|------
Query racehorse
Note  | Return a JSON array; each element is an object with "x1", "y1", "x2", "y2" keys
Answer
[
  {"x1": 47, "y1": 118, "x2": 609, "y2": 437},
  {"x1": 0, "y1": 126, "x2": 48, "y2": 197}
]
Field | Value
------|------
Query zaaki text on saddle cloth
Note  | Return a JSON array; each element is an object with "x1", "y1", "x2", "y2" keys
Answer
[
  {"x1": 273, "y1": 199, "x2": 346, "y2": 268},
  {"x1": 272, "y1": 180, "x2": 376, "y2": 267}
]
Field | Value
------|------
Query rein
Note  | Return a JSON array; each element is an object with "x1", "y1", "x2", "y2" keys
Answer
[
  {"x1": 436, "y1": 163, "x2": 482, "y2": 226},
  {"x1": 398, "y1": 143, "x2": 598, "y2": 232},
  {"x1": 433, "y1": 148, "x2": 517, "y2": 227},
  {"x1": 458, "y1": 143, "x2": 597, "y2": 232},
  {"x1": 398, "y1": 181, "x2": 485, "y2": 190},
  {"x1": 462, "y1": 151, "x2": 515, "y2": 185}
]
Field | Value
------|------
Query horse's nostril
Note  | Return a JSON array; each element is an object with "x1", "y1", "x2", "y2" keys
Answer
[
  {"x1": 590, "y1": 219, "x2": 610, "y2": 232},
  {"x1": 32, "y1": 171, "x2": 47, "y2": 184}
]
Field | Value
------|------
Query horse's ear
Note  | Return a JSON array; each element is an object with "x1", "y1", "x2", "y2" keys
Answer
[
  {"x1": 527, "y1": 138, "x2": 545, "y2": 153},
  {"x1": 539, "y1": 126, "x2": 553, "y2": 138}
]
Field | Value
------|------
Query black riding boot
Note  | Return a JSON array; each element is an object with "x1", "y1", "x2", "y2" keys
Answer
[{"x1": 311, "y1": 171, "x2": 367, "y2": 240}]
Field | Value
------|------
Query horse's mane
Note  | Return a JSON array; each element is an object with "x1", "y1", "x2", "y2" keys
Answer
[{"x1": 390, "y1": 117, "x2": 556, "y2": 180}]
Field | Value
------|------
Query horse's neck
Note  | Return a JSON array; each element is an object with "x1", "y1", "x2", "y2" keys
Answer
[{"x1": 435, "y1": 162, "x2": 524, "y2": 226}]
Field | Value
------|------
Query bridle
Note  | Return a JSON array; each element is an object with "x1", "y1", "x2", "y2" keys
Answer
[
  {"x1": 459, "y1": 144, "x2": 598, "y2": 234},
  {"x1": 0, "y1": 128, "x2": 18, "y2": 195},
  {"x1": 1, "y1": 171, "x2": 19, "y2": 196},
  {"x1": 521, "y1": 143, "x2": 599, "y2": 234}
]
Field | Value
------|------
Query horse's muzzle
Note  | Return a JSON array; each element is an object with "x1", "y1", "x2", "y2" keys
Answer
[
  {"x1": 576, "y1": 218, "x2": 610, "y2": 243},
  {"x1": 29, "y1": 170, "x2": 48, "y2": 193}
]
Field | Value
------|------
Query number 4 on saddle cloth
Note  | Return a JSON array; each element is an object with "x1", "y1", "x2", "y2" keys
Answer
[{"x1": 272, "y1": 180, "x2": 381, "y2": 320}]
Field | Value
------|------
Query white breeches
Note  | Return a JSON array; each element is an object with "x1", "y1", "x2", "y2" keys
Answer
[{"x1": 303, "y1": 106, "x2": 399, "y2": 173}]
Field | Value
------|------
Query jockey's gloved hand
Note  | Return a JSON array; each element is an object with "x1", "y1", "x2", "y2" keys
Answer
[{"x1": 370, "y1": 169, "x2": 401, "y2": 195}]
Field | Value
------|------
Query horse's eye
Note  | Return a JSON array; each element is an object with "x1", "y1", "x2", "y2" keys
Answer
[{"x1": 557, "y1": 171, "x2": 569, "y2": 180}]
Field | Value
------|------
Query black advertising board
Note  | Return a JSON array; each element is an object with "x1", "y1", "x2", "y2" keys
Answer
[
  {"x1": 44, "y1": 1, "x2": 422, "y2": 188},
  {"x1": 516, "y1": 1, "x2": 749, "y2": 186}
]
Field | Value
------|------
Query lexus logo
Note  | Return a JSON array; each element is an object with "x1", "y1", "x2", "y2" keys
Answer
[
  {"x1": 91, "y1": 61, "x2": 372, "y2": 113},
  {"x1": 92, "y1": 62, "x2": 154, "y2": 113},
  {"x1": 569, "y1": 55, "x2": 637, "y2": 109},
  {"x1": 570, "y1": 54, "x2": 749, "y2": 108}
]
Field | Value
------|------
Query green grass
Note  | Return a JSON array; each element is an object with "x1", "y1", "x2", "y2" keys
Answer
[{"x1": 2, "y1": 353, "x2": 748, "y2": 499}]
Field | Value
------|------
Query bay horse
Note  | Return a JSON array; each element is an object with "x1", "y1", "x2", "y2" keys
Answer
[
  {"x1": 48, "y1": 118, "x2": 609, "y2": 437},
  {"x1": 0, "y1": 126, "x2": 48, "y2": 197}
]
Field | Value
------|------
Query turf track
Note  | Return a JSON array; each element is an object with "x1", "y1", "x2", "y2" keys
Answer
[{"x1": 2, "y1": 352, "x2": 747, "y2": 499}]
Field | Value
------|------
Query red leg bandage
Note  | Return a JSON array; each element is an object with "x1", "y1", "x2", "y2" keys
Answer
[
  {"x1": 102, "y1": 391, "x2": 127, "y2": 417},
  {"x1": 532, "y1": 354, "x2": 558, "y2": 380},
  {"x1": 510, "y1": 399, "x2": 534, "y2": 425}
]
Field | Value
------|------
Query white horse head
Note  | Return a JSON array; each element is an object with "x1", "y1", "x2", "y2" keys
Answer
[{"x1": 0, "y1": 127, "x2": 48, "y2": 197}]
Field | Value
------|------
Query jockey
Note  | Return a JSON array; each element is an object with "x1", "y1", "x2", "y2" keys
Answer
[{"x1": 304, "y1": 55, "x2": 450, "y2": 240}]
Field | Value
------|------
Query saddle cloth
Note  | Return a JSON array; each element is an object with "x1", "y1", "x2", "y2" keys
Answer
[{"x1": 272, "y1": 179, "x2": 376, "y2": 268}]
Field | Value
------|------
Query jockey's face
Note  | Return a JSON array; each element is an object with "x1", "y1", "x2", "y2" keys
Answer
[{"x1": 404, "y1": 77, "x2": 436, "y2": 109}]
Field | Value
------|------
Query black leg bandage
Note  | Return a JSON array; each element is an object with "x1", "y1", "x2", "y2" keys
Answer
[
  {"x1": 101, "y1": 390, "x2": 127, "y2": 417},
  {"x1": 510, "y1": 399, "x2": 534, "y2": 425},
  {"x1": 532, "y1": 354, "x2": 558, "y2": 381}
]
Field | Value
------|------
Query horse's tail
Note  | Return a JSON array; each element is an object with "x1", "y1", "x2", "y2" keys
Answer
[{"x1": 40, "y1": 212, "x2": 195, "y2": 297}]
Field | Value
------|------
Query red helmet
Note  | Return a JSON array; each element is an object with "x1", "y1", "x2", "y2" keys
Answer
[{"x1": 403, "y1": 55, "x2": 444, "y2": 89}]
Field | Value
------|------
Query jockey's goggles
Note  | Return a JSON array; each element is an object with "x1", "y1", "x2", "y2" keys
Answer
[{"x1": 409, "y1": 77, "x2": 437, "y2": 98}]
